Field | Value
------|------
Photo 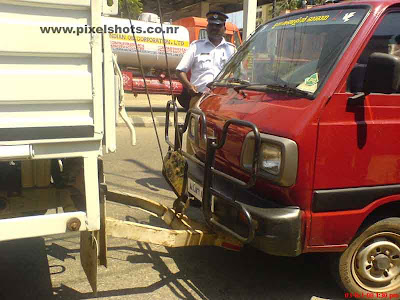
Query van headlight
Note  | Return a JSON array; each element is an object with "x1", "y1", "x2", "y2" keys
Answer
[
  {"x1": 259, "y1": 143, "x2": 281, "y2": 175},
  {"x1": 240, "y1": 132, "x2": 298, "y2": 187},
  {"x1": 188, "y1": 114, "x2": 205, "y2": 149}
]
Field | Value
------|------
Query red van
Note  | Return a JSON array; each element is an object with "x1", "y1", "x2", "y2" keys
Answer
[{"x1": 169, "y1": 0, "x2": 400, "y2": 297}]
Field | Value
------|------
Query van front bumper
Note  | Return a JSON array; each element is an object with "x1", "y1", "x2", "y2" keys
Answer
[{"x1": 187, "y1": 159, "x2": 303, "y2": 257}]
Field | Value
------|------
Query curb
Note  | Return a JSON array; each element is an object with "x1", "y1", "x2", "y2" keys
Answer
[{"x1": 117, "y1": 115, "x2": 185, "y2": 127}]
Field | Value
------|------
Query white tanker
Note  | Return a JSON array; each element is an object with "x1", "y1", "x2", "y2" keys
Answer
[{"x1": 102, "y1": 16, "x2": 190, "y2": 70}]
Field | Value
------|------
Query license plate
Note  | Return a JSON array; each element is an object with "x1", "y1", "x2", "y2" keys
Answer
[{"x1": 188, "y1": 178, "x2": 203, "y2": 201}]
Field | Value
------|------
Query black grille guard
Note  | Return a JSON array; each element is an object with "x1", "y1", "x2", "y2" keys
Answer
[{"x1": 165, "y1": 100, "x2": 262, "y2": 244}]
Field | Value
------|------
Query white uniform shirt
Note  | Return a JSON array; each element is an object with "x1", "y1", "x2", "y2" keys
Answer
[{"x1": 176, "y1": 37, "x2": 236, "y2": 93}]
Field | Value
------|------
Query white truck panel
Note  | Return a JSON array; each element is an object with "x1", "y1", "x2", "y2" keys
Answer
[
  {"x1": 90, "y1": 0, "x2": 104, "y2": 135},
  {"x1": 0, "y1": 212, "x2": 87, "y2": 242},
  {"x1": 103, "y1": 34, "x2": 117, "y2": 153},
  {"x1": 0, "y1": 57, "x2": 92, "y2": 103},
  {"x1": 0, "y1": 0, "x2": 118, "y2": 241},
  {"x1": 0, "y1": 0, "x2": 91, "y2": 9},
  {"x1": 0, "y1": 0, "x2": 97, "y2": 141},
  {"x1": 0, "y1": 145, "x2": 33, "y2": 160},
  {"x1": 0, "y1": 3, "x2": 91, "y2": 55}
]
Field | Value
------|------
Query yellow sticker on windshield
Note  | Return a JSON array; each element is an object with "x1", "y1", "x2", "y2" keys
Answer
[
  {"x1": 304, "y1": 73, "x2": 319, "y2": 86},
  {"x1": 272, "y1": 15, "x2": 330, "y2": 28},
  {"x1": 297, "y1": 73, "x2": 319, "y2": 93}
]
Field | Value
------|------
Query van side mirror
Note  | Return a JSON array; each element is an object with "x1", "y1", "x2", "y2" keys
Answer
[
  {"x1": 363, "y1": 52, "x2": 400, "y2": 94},
  {"x1": 349, "y1": 53, "x2": 400, "y2": 102}
]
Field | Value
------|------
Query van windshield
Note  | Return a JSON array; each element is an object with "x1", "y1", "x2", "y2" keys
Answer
[{"x1": 214, "y1": 7, "x2": 368, "y2": 96}]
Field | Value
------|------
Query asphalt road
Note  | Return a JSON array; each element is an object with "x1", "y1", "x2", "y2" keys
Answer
[{"x1": 0, "y1": 126, "x2": 346, "y2": 300}]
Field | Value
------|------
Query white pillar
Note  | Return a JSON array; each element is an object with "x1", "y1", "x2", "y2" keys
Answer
[
  {"x1": 243, "y1": 0, "x2": 257, "y2": 40},
  {"x1": 262, "y1": 4, "x2": 268, "y2": 23},
  {"x1": 200, "y1": 1, "x2": 209, "y2": 18}
]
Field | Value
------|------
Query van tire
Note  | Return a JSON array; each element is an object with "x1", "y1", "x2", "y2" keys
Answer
[{"x1": 330, "y1": 217, "x2": 400, "y2": 300}]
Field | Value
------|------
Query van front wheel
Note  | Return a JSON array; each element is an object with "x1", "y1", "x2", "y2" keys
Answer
[{"x1": 331, "y1": 217, "x2": 400, "y2": 299}]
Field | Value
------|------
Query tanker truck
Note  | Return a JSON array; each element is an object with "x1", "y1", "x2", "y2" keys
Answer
[
  {"x1": 103, "y1": 14, "x2": 242, "y2": 110},
  {"x1": 103, "y1": 16, "x2": 189, "y2": 100}
]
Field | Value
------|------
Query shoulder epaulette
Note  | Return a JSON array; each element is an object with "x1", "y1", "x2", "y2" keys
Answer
[
  {"x1": 191, "y1": 39, "x2": 204, "y2": 45},
  {"x1": 226, "y1": 42, "x2": 236, "y2": 48}
]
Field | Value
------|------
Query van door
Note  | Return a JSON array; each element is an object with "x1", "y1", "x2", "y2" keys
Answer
[{"x1": 311, "y1": 11, "x2": 400, "y2": 246}]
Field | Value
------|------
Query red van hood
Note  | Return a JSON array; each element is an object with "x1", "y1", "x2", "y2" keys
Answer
[
  {"x1": 199, "y1": 87, "x2": 314, "y2": 139},
  {"x1": 195, "y1": 87, "x2": 314, "y2": 206}
]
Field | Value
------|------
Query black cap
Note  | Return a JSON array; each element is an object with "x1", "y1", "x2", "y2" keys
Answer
[{"x1": 206, "y1": 11, "x2": 228, "y2": 25}]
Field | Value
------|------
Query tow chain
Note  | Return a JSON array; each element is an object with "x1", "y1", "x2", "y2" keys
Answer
[
  {"x1": 123, "y1": 0, "x2": 188, "y2": 210},
  {"x1": 155, "y1": 0, "x2": 189, "y2": 210},
  {"x1": 123, "y1": 0, "x2": 165, "y2": 163},
  {"x1": 157, "y1": 0, "x2": 183, "y2": 151}
]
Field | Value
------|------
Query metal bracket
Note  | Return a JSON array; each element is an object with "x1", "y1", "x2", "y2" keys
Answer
[
  {"x1": 105, "y1": 190, "x2": 243, "y2": 249},
  {"x1": 80, "y1": 231, "x2": 99, "y2": 294}
]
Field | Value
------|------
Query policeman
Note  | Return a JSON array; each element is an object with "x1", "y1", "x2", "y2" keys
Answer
[{"x1": 176, "y1": 11, "x2": 236, "y2": 154}]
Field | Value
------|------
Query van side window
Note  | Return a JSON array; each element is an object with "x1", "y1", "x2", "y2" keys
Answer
[{"x1": 347, "y1": 12, "x2": 400, "y2": 93}]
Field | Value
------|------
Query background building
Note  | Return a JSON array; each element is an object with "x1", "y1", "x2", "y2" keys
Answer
[{"x1": 228, "y1": 1, "x2": 321, "y2": 32}]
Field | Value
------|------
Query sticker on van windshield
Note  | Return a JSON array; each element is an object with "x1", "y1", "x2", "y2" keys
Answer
[
  {"x1": 343, "y1": 12, "x2": 356, "y2": 23},
  {"x1": 269, "y1": 7, "x2": 367, "y2": 29},
  {"x1": 272, "y1": 15, "x2": 330, "y2": 28},
  {"x1": 297, "y1": 73, "x2": 319, "y2": 93},
  {"x1": 305, "y1": 73, "x2": 318, "y2": 86}
]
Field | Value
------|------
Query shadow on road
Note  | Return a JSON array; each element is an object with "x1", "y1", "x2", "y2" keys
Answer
[
  {"x1": 103, "y1": 171, "x2": 171, "y2": 193},
  {"x1": 0, "y1": 238, "x2": 54, "y2": 300},
  {"x1": 135, "y1": 177, "x2": 170, "y2": 192},
  {"x1": 49, "y1": 243, "x2": 344, "y2": 300},
  {"x1": 0, "y1": 202, "x2": 345, "y2": 300}
]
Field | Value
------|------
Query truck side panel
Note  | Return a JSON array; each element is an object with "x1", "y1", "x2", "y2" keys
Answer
[
  {"x1": 0, "y1": 0, "x2": 110, "y2": 241},
  {"x1": 0, "y1": 0, "x2": 98, "y2": 136}
]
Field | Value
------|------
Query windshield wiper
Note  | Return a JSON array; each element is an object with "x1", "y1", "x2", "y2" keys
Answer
[
  {"x1": 210, "y1": 78, "x2": 250, "y2": 88},
  {"x1": 210, "y1": 80, "x2": 312, "y2": 98},
  {"x1": 225, "y1": 78, "x2": 251, "y2": 85},
  {"x1": 234, "y1": 83, "x2": 312, "y2": 98}
]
